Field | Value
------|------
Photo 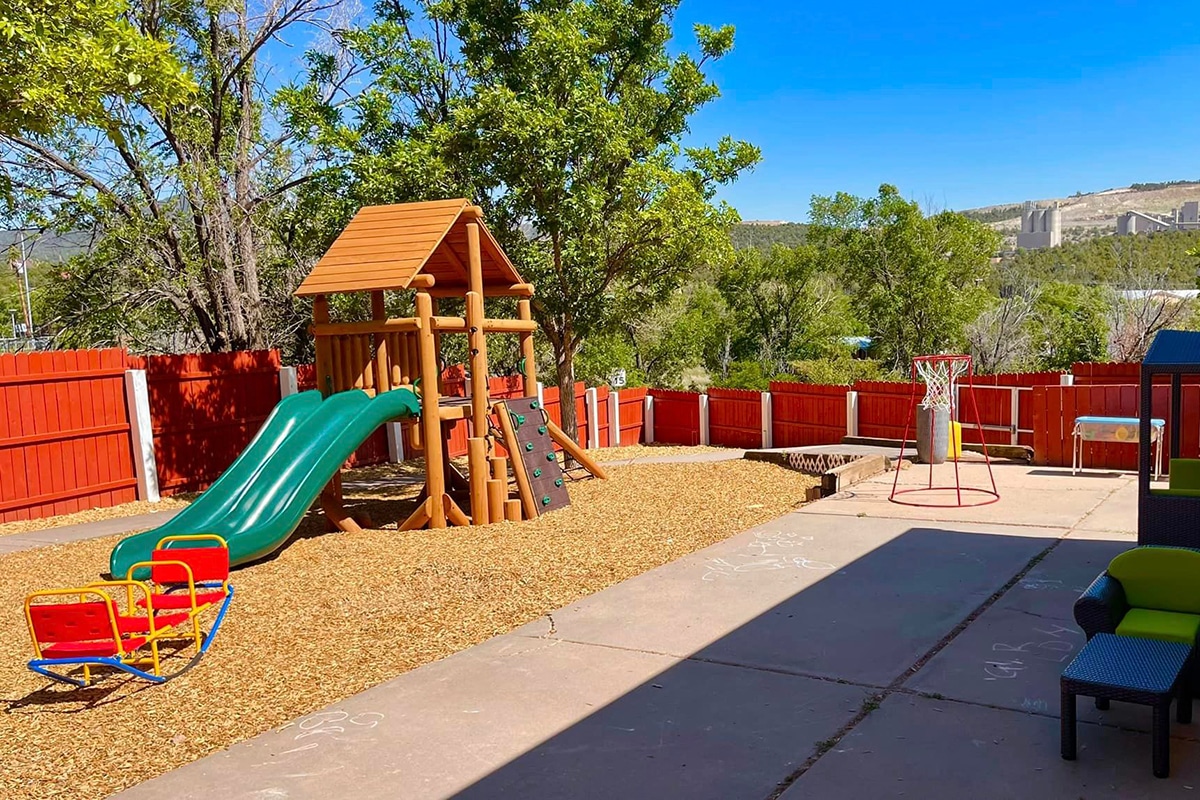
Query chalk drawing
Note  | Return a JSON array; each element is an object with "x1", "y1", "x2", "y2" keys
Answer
[
  {"x1": 254, "y1": 710, "x2": 386, "y2": 768},
  {"x1": 985, "y1": 624, "x2": 1082, "y2": 679},
  {"x1": 703, "y1": 530, "x2": 835, "y2": 581}
]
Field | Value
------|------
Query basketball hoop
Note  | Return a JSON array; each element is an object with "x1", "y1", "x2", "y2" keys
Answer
[
  {"x1": 914, "y1": 355, "x2": 970, "y2": 410},
  {"x1": 890, "y1": 354, "x2": 1000, "y2": 508}
]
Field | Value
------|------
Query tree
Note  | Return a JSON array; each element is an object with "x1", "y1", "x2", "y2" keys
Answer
[
  {"x1": 1030, "y1": 282, "x2": 1108, "y2": 370},
  {"x1": 716, "y1": 243, "x2": 856, "y2": 375},
  {"x1": 810, "y1": 184, "x2": 1000, "y2": 370},
  {"x1": 290, "y1": 0, "x2": 759, "y2": 439},
  {"x1": 0, "y1": 0, "x2": 189, "y2": 138},
  {"x1": 965, "y1": 288, "x2": 1036, "y2": 374},
  {"x1": 3, "y1": 0, "x2": 349, "y2": 352}
]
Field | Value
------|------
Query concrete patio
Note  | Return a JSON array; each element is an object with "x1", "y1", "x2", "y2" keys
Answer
[{"x1": 114, "y1": 460, "x2": 1193, "y2": 800}]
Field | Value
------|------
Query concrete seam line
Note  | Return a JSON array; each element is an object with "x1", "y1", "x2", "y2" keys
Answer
[{"x1": 763, "y1": 539, "x2": 1062, "y2": 800}]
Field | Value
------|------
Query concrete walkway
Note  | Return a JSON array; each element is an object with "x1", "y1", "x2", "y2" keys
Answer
[
  {"x1": 113, "y1": 460, "x2": 1195, "y2": 800},
  {"x1": 0, "y1": 510, "x2": 178, "y2": 555}
]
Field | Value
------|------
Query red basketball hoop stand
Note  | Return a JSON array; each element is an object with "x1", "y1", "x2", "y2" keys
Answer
[{"x1": 890, "y1": 354, "x2": 1000, "y2": 508}]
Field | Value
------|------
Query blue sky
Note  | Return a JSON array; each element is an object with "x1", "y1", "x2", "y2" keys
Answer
[{"x1": 672, "y1": 1, "x2": 1200, "y2": 221}]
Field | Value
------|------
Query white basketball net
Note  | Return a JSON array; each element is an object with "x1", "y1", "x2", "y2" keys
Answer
[{"x1": 915, "y1": 357, "x2": 971, "y2": 410}]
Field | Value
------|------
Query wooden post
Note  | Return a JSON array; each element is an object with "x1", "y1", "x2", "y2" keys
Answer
[
  {"x1": 504, "y1": 499, "x2": 521, "y2": 522},
  {"x1": 487, "y1": 479, "x2": 505, "y2": 524},
  {"x1": 488, "y1": 455, "x2": 507, "y2": 523},
  {"x1": 468, "y1": 437, "x2": 489, "y2": 524},
  {"x1": 430, "y1": 297, "x2": 444, "y2": 393},
  {"x1": 372, "y1": 291, "x2": 389, "y2": 393},
  {"x1": 415, "y1": 292, "x2": 446, "y2": 527},
  {"x1": 466, "y1": 292, "x2": 490, "y2": 437},
  {"x1": 518, "y1": 298, "x2": 537, "y2": 397},
  {"x1": 313, "y1": 294, "x2": 333, "y2": 397},
  {"x1": 495, "y1": 401, "x2": 538, "y2": 518},
  {"x1": 466, "y1": 221, "x2": 491, "y2": 441},
  {"x1": 545, "y1": 418, "x2": 608, "y2": 479}
]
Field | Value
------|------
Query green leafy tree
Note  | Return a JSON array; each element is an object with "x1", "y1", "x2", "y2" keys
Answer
[
  {"x1": 288, "y1": 0, "x2": 759, "y2": 438},
  {"x1": 4, "y1": 0, "x2": 344, "y2": 352},
  {"x1": 0, "y1": 0, "x2": 189, "y2": 137},
  {"x1": 810, "y1": 184, "x2": 1000, "y2": 370},
  {"x1": 716, "y1": 243, "x2": 857, "y2": 375},
  {"x1": 1030, "y1": 282, "x2": 1109, "y2": 370}
]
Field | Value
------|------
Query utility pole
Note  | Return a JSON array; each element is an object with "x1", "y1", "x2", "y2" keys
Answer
[{"x1": 9, "y1": 233, "x2": 34, "y2": 337}]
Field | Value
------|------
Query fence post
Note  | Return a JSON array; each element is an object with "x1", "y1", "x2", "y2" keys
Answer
[
  {"x1": 386, "y1": 422, "x2": 405, "y2": 463},
  {"x1": 279, "y1": 365, "x2": 298, "y2": 398},
  {"x1": 761, "y1": 391, "x2": 773, "y2": 448},
  {"x1": 585, "y1": 387, "x2": 600, "y2": 449},
  {"x1": 124, "y1": 369, "x2": 161, "y2": 503},
  {"x1": 608, "y1": 389, "x2": 620, "y2": 447},
  {"x1": 699, "y1": 393, "x2": 710, "y2": 446},
  {"x1": 1010, "y1": 387, "x2": 1021, "y2": 445},
  {"x1": 845, "y1": 390, "x2": 860, "y2": 438},
  {"x1": 1060, "y1": 374, "x2": 1075, "y2": 386},
  {"x1": 644, "y1": 394, "x2": 655, "y2": 444}
]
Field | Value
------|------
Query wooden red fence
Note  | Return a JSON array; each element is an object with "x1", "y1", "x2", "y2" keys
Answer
[
  {"x1": 0, "y1": 349, "x2": 137, "y2": 521},
  {"x1": 648, "y1": 389, "x2": 701, "y2": 445},
  {"x1": 707, "y1": 387, "x2": 762, "y2": 449},
  {"x1": 853, "y1": 380, "x2": 914, "y2": 441},
  {"x1": 617, "y1": 387, "x2": 647, "y2": 446},
  {"x1": 1032, "y1": 383, "x2": 1200, "y2": 470},
  {"x1": 1072, "y1": 362, "x2": 1200, "y2": 386},
  {"x1": 770, "y1": 381, "x2": 846, "y2": 447},
  {"x1": 133, "y1": 351, "x2": 283, "y2": 494}
]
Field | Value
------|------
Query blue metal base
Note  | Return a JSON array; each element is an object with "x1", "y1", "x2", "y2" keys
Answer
[{"x1": 27, "y1": 584, "x2": 234, "y2": 688}]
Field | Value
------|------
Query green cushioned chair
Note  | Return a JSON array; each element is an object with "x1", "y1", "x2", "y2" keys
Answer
[
  {"x1": 1076, "y1": 547, "x2": 1200, "y2": 647},
  {"x1": 1155, "y1": 459, "x2": 1200, "y2": 499}
]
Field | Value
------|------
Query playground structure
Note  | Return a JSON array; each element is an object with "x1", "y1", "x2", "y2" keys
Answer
[
  {"x1": 109, "y1": 199, "x2": 605, "y2": 578},
  {"x1": 294, "y1": 198, "x2": 605, "y2": 531},
  {"x1": 890, "y1": 354, "x2": 1000, "y2": 508}
]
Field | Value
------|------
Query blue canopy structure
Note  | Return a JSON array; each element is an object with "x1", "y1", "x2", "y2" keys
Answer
[{"x1": 1139, "y1": 330, "x2": 1200, "y2": 547}]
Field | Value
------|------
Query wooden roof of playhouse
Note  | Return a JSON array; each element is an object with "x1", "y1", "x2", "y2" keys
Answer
[{"x1": 294, "y1": 199, "x2": 524, "y2": 297}]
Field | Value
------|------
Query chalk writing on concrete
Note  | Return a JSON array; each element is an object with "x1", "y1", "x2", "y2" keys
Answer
[
  {"x1": 703, "y1": 530, "x2": 835, "y2": 581},
  {"x1": 256, "y1": 710, "x2": 387, "y2": 766},
  {"x1": 985, "y1": 624, "x2": 1081, "y2": 680}
]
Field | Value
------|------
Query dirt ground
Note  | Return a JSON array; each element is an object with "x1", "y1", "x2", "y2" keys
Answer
[{"x1": 1, "y1": 457, "x2": 816, "y2": 800}]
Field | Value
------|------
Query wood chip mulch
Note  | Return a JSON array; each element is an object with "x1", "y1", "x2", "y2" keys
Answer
[{"x1": 0, "y1": 458, "x2": 816, "y2": 800}]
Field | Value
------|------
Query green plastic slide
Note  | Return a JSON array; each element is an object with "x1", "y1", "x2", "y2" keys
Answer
[{"x1": 110, "y1": 388, "x2": 420, "y2": 578}]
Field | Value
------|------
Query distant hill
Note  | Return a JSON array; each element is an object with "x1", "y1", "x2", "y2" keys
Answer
[
  {"x1": 0, "y1": 230, "x2": 90, "y2": 263},
  {"x1": 959, "y1": 182, "x2": 1200, "y2": 245}
]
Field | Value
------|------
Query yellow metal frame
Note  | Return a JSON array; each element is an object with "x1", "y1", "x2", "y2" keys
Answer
[
  {"x1": 24, "y1": 584, "x2": 173, "y2": 685},
  {"x1": 152, "y1": 534, "x2": 232, "y2": 594}
]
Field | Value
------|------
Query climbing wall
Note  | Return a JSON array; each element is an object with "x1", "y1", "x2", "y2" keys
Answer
[{"x1": 504, "y1": 397, "x2": 571, "y2": 514}]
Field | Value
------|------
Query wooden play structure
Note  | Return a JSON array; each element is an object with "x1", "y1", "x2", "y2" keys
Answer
[{"x1": 293, "y1": 199, "x2": 606, "y2": 530}]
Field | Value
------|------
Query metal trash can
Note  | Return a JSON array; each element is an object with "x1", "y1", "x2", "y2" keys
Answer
[{"x1": 915, "y1": 405, "x2": 950, "y2": 465}]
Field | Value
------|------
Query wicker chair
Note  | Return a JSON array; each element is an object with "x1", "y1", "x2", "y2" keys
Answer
[{"x1": 1075, "y1": 546, "x2": 1200, "y2": 645}]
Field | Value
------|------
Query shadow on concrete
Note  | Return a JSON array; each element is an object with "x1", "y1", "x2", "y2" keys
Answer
[
  {"x1": 1027, "y1": 469, "x2": 1129, "y2": 479},
  {"x1": 448, "y1": 526, "x2": 1062, "y2": 800}
]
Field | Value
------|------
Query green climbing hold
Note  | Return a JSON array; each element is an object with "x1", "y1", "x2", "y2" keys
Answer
[
  {"x1": 533, "y1": 468, "x2": 542, "y2": 478},
  {"x1": 524, "y1": 442, "x2": 534, "y2": 451},
  {"x1": 517, "y1": 415, "x2": 525, "y2": 424},
  {"x1": 554, "y1": 478, "x2": 563, "y2": 487},
  {"x1": 542, "y1": 496, "x2": 551, "y2": 506},
  {"x1": 531, "y1": 401, "x2": 540, "y2": 409},
  {"x1": 546, "y1": 453, "x2": 555, "y2": 462},
  {"x1": 538, "y1": 426, "x2": 547, "y2": 435}
]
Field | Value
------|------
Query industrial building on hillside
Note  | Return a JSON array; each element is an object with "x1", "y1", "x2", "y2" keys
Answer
[
  {"x1": 1017, "y1": 201, "x2": 1062, "y2": 249},
  {"x1": 1117, "y1": 201, "x2": 1200, "y2": 235}
]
